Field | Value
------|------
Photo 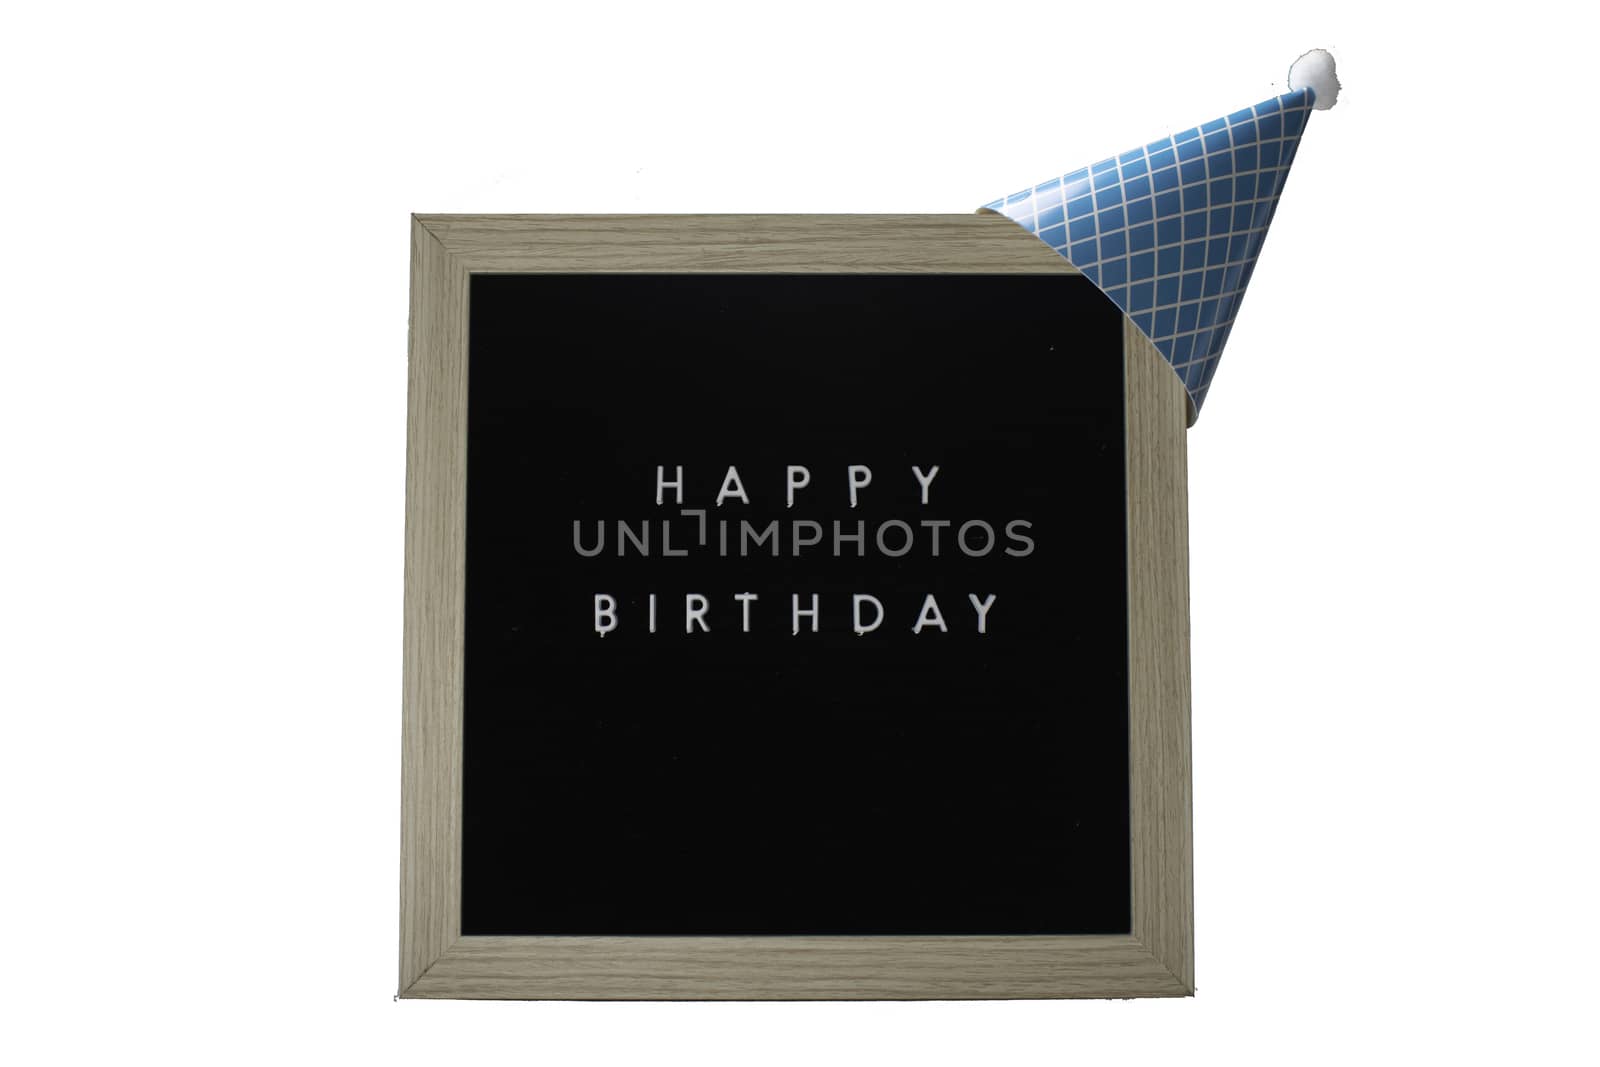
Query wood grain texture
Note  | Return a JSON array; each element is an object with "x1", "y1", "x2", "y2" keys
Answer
[
  {"x1": 1124, "y1": 321, "x2": 1195, "y2": 993},
  {"x1": 414, "y1": 213, "x2": 1075, "y2": 274},
  {"x1": 399, "y1": 218, "x2": 469, "y2": 992},
  {"x1": 404, "y1": 935, "x2": 1187, "y2": 1001},
  {"x1": 400, "y1": 214, "x2": 1192, "y2": 999}
]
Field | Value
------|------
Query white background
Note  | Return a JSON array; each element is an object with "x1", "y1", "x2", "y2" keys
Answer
[{"x1": 4, "y1": 2, "x2": 1596, "y2": 1063}]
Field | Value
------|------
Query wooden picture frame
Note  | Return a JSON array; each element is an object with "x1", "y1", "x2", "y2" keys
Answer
[{"x1": 400, "y1": 214, "x2": 1193, "y2": 1000}]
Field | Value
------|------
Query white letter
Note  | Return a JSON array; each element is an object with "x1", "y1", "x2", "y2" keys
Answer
[
  {"x1": 656, "y1": 465, "x2": 683, "y2": 506},
  {"x1": 853, "y1": 594, "x2": 884, "y2": 635},
  {"x1": 786, "y1": 465, "x2": 811, "y2": 508},
  {"x1": 968, "y1": 593, "x2": 996, "y2": 634},
  {"x1": 685, "y1": 593, "x2": 710, "y2": 633},
  {"x1": 792, "y1": 593, "x2": 819, "y2": 634},
  {"x1": 715, "y1": 465, "x2": 749, "y2": 506},
  {"x1": 847, "y1": 464, "x2": 872, "y2": 508},
  {"x1": 648, "y1": 593, "x2": 657, "y2": 634},
  {"x1": 594, "y1": 594, "x2": 617, "y2": 636},
  {"x1": 734, "y1": 591, "x2": 758, "y2": 633},
  {"x1": 911, "y1": 465, "x2": 939, "y2": 504},
  {"x1": 911, "y1": 594, "x2": 947, "y2": 634}
]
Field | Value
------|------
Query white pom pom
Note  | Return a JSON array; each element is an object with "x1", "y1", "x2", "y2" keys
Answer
[{"x1": 1288, "y1": 48, "x2": 1340, "y2": 110}]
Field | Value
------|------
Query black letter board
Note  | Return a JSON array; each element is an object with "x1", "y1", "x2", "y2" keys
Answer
[{"x1": 461, "y1": 273, "x2": 1129, "y2": 936}]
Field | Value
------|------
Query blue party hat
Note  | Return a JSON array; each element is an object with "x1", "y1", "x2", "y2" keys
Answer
[{"x1": 980, "y1": 51, "x2": 1339, "y2": 420}]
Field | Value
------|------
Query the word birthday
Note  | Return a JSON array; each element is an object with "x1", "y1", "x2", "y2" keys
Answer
[{"x1": 593, "y1": 592, "x2": 998, "y2": 636}]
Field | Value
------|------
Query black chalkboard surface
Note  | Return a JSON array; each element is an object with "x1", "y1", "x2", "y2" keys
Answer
[{"x1": 461, "y1": 273, "x2": 1128, "y2": 936}]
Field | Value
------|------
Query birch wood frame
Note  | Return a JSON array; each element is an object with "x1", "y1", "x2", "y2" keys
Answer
[{"x1": 400, "y1": 214, "x2": 1192, "y2": 1000}]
